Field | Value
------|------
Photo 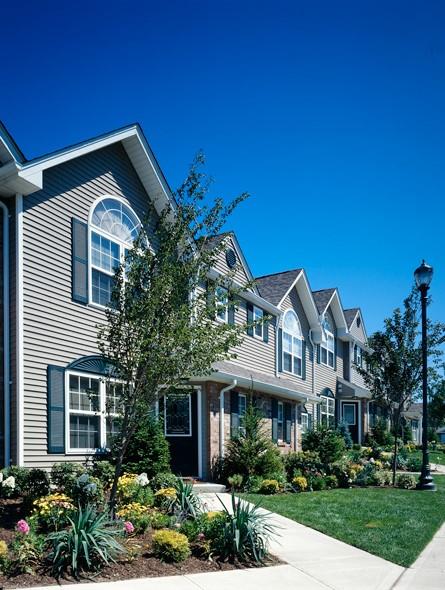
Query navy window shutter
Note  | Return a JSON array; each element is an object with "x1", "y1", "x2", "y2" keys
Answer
[
  {"x1": 228, "y1": 296, "x2": 235, "y2": 325},
  {"x1": 316, "y1": 344, "x2": 321, "y2": 364},
  {"x1": 271, "y1": 398, "x2": 278, "y2": 442},
  {"x1": 278, "y1": 328, "x2": 283, "y2": 372},
  {"x1": 206, "y1": 280, "x2": 215, "y2": 318},
  {"x1": 263, "y1": 314, "x2": 269, "y2": 343},
  {"x1": 72, "y1": 218, "x2": 88, "y2": 303},
  {"x1": 246, "y1": 302, "x2": 254, "y2": 336},
  {"x1": 334, "y1": 338, "x2": 338, "y2": 371},
  {"x1": 230, "y1": 390, "x2": 239, "y2": 438},
  {"x1": 285, "y1": 403, "x2": 292, "y2": 443},
  {"x1": 302, "y1": 340, "x2": 307, "y2": 380},
  {"x1": 47, "y1": 365, "x2": 65, "y2": 454}
]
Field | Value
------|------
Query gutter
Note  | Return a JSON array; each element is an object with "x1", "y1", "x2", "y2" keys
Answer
[{"x1": 219, "y1": 380, "x2": 237, "y2": 456}]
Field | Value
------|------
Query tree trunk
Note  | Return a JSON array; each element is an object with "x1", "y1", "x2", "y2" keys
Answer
[{"x1": 392, "y1": 412, "x2": 400, "y2": 486}]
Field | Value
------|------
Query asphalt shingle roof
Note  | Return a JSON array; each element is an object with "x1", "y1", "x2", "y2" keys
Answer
[
  {"x1": 255, "y1": 269, "x2": 302, "y2": 306},
  {"x1": 344, "y1": 308, "x2": 360, "y2": 329},
  {"x1": 312, "y1": 288, "x2": 336, "y2": 315}
]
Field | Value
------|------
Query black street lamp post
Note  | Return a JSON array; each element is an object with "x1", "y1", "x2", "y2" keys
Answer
[{"x1": 414, "y1": 260, "x2": 436, "y2": 491}]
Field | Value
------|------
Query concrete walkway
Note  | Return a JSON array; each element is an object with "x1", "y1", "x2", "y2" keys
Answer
[{"x1": 392, "y1": 522, "x2": 445, "y2": 590}]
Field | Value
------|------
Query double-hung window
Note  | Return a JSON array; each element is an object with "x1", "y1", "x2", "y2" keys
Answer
[
  {"x1": 215, "y1": 286, "x2": 229, "y2": 322},
  {"x1": 238, "y1": 393, "x2": 247, "y2": 436},
  {"x1": 321, "y1": 316, "x2": 335, "y2": 368},
  {"x1": 282, "y1": 310, "x2": 303, "y2": 376},
  {"x1": 67, "y1": 372, "x2": 121, "y2": 452},
  {"x1": 90, "y1": 197, "x2": 141, "y2": 307},
  {"x1": 301, "y1": 412, "x2": 309, "y2": 432},
  {"x1": 354, "y1": 344, "x2": 362, "y2": 368},
  {"x1": 253, "y1": 306, "x2": 263, "y2": 338},
  {"x1": 277, "y1": 401, "x2": 284, "y2": 441},
  {"x1": 320, "y1": 393, "x2": 335, "y2": 427}
]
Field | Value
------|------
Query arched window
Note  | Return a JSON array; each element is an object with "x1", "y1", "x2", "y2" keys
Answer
[
  {"x1": 321, "y1": 314, "x2": 335, "y2": 368},
  {"x1": 89, "y1": 197, "x2": 142, "y2": 306},
  {"x1": 282, "y1": 310, "x2": 303, "y2": 377}
]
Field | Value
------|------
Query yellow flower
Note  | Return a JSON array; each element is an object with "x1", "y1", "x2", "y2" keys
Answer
[{"x1": 0, "y1": 540, "x2": 8, "y2": 558}]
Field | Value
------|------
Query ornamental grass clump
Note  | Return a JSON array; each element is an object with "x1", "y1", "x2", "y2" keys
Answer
[
  {"x1": 173, "y1": 478, "x2": 202, "y2": 519},
  {"x1": 47, "y1": 505, "x2": 125, "y2": 579},
  {"x1": 152, "y1": 529, "x2": 191, "y2": 562},
  {"x1": 211, "y1": 493, "x2": 277, "y2": 563}
]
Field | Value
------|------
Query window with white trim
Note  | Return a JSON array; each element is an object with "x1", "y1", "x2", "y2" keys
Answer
[
  {"x1": 239, "y1": 393, "x2": 247, "y2": 436},
  {"x1": 320, "y1": 393, "x2": 335, "y2": 427},
  {"x1": 354, "y1": 344, "x2": 362, "y2": 368},
  {"x1": 215, "y1": 286, "x2": 229, "y2": 322},
  {"x1": 282, "y1": 310, "x2": 303, "y2": 376},
  {"x1": 321, "y1": 316, "x2": 335, "y2": 368},
  {"x1": 253, "y1": 306, "x2": 264, "y2": 338},
  {"x1": 90, "y1": 197, "x2": 141, "y2": 306},
  {"x1": 277, "y1": 401, "x2": 284, "y2": 441},
  {"x1": 67, "y1": 373, "x2": 121, "y2": 452},
  {"x1": 301, "y1": 412, "x2": 309, "y2": 432}
]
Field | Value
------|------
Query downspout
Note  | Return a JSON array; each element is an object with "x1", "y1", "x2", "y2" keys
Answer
[
  {"x1": 219, "y1": 380, "x2": 237, "y2": 456},
  {"x1": 0, "y1": 202, "x2": 9, "y2": 466}
]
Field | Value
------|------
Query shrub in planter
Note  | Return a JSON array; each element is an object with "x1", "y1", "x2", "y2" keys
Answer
[
  {"x1": 371, "y1": 418, "x2": 394, "y2": 447},
  {"x1": 0, "y1": 540, "x2": 9, "y2": 573},
  {"x1": 227, "y1": 474, "x2": 244, "y2": 491},
  {"x1": 152, "y1": 529, "x2": 191, "y2": 562},
  {"x1": 32, "y1": 493, "x2": 75, "y2": 531},
  {"x1": 259, "y1": 479, "x2": 280, "y2": 495},
  {"x1": 179, "y1": 518, "x2": 201, "y2": 542},
  {"x1": 116, "y1": 473, "x2": 153, "y2": 505},
  {"x1": 48, "y1": 505, "x2": 125, "y2": 578},
  {"x1": 149, "y1": 509, "x2": 171, "y2": 529},
  {"x1": 51, "y1": 462, "x2": 86, "y2": 494},
  {"x1": 22, "y1": 469, "x2": 51, "y2": 505},
  {"x1": 72, "y1": 473, "x2": 105, "y2": 508},
  {"x1": 90, "y1": 460, "x2": 115, "y2": 488},
  {"x1": 355, "y1": 462, "x2": 380, "y2": 486},
  {"x1": 0, "y1": 466, "x2": 29, "y2": 498},
  {"x1": 116, "y1": 502, "x2": 151, "y2": 533},
  {"x1": 374, "y1": 470, "x2": 392, "y2": 486},
  {"x1": 291, "y1": 476, "x2": 308, "y2": 492},
  {"x1": 396, "y1": 473, "x2": 417, "y2": 490},
  {"x1": 336, "y1": 420, "x2": 353, "y2": 449},
  {"x1": 302, "y1": 426, "x2": 346, "y2": 466},
  {"x1": 310, "y1": 475, "x2": 326, "y2": 491},
  {"x1": 324, "y1": 474, "x2": 339, "y2": 489},
  {"x1": 150, "y1": 472, "x2": 179, "y2": 492},
  {"x1": 210, "y1": 455, "x2": 228, "y2": 484},
  {"x1": 406, "y1": 457, "x2": 423, "y2": 472},
  {"x1": 244, "y1": 475, "x2": 263, "y2": 493},
  {"x1": 114, "y1": 415, "x2": 171, "y2": 478},
  {"x1": 330, "y1": 459, "x2": 360, "y2": 488},
  {"x1": 8, "y1": 528, "x2": 46, "y2": 575},
  {"x1": 210, "y1": 493, "x2": 277, "y2": 563},
  {"x1": 284, "y1": 451, "x2": 323, "y2": 480},
  {"x1": 154, "y1": 487, "x2": 177, "y2": 511}
]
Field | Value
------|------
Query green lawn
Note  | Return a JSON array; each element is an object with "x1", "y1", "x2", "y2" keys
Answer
[
  {"x1": 410, "y1": 449, "x2": 445, "y2": 466},
  {"x1": 241, "y1": 475, "x2": 445, "y2": 567}
]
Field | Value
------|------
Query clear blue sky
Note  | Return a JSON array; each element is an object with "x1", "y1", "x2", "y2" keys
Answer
[{"x1": 2, "y1": 0, "x2": 444, "y2": 334}]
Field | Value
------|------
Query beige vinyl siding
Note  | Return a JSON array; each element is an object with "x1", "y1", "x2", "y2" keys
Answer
[
  {"x1": 348, "y1": 313, "x2": 366, "y2": 342},
  {"x1": 230, "y1": 298, "x2": 276, "y2": 376},
  {"x1": 8, "y1": 199, "x2": 17, "y2": 464},
  {"x1": 350, "y1": 360, "x2": 367, "y2": 389},
  {"x1": 278, "y1": 288, "x2": 313, "y2": 396},
  {"x1": 21, "y1": 143, "x2": 158, "y2": 469},
  {"x1": 213, "y1": 236, "x2": 252, "y2": 288}
]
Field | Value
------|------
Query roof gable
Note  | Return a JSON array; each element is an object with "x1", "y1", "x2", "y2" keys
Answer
[
  {"x1": 207, "y1": 232, "x2": 258, "y2": 294},
  {"x1": 313, "y1": 288, "x2": 348, "y2": 336},
  {"x1": 255, "y1": 269, "x2": 302, "y2": 306}
]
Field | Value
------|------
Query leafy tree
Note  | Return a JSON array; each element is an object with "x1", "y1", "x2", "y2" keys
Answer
[
  {"x1": 429, "y1": 371, "x2": 445, "y2": 429},
  {"x1": 302, "y1": 425, "x2": 346, "y2": 466},
  {"x1": 98, "y1": 153, "x2": 254, "y2": 510},
  {"x1": 359, "y1": 289, "x2": 445, "y2": 485}
]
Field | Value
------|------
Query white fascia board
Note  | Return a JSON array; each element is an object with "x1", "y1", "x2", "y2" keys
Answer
[
  {"x1": 208, "y1": 268, "x2": 280, "y2": 316},
  {"x1": 194, "y1": 371, "x2": 320, "y2": 404},
  {"x1": 227, "y1": 233, "x2": 259, "y2": 295},
  {"x1": 324, "y1": 289, "x2": 348, "y2": 334},
  {"x1": 277, "y1": 269, "x2": 303, "y2": 308}
]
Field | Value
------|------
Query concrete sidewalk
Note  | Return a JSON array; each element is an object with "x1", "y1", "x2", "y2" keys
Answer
[{"x1": 392, "y1": 522, "x2": 445, "y2": 590}]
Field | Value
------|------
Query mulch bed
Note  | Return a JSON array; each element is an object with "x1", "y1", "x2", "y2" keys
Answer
[{"x1": 0, "y1": 499, "x2": 281, "y2": 589}]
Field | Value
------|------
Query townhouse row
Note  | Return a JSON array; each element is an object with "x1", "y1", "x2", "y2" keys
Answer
[{"x1": 0, "y1": 121, "x2": 376, "y2": 477}]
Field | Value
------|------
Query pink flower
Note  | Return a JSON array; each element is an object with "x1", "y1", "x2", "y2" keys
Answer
[
  {"x1": 197, "y1": 532, "x2": 205, "y2": 541},
  {"x1": 16, "y1": 519, "x2": 30, "y2": 535},
  {"x1": 124, "y1": 521, "x2": 135, "y2": 534}
]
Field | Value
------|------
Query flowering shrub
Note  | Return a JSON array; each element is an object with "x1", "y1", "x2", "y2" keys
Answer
[
  {"x1": 116, "y1": 502, "x2": 151, "y2": 533},
  {"x1": 0, "y1": 539, "x2": 9, "y2": 573},
  {"x1": 117, "y1": 474, "x2": 139, "y2": 501},
  {"x1": 154, "y1": 487, "x2": 177, "y2": 510},
  {"x1": 324, "y1": 475, "x2": 339, "y2": 489},
  {"x1": 292, "y1": 476, "x2": 308, "y2": 492},
  {"x1": 124, "y1": 521, "x2": 135, "y2": 534},
  {"x1": 8, "y1": 531, "x2": 46, "y2": 575},
  {"x1": 152, "y1": 529, "x2": 191, "y2": 562},
  {"x1": 396, "y1": 473, "x2": 417, "y2": 490},
  {"x1": 149, "y1": 509, "x2": 171, "y2": 529},
  {"x1": 1, "y1": 475, "x2": 16, "y2": 498},
  {"x1": 32, "y1": 493, "x2": 75, "y2": 531},
  {"x1": 16, "y1": 519, "x2": 30, "y2": 534},
  {"x1": 259, "y1": 479, "x2": 280, "y2": 495}
]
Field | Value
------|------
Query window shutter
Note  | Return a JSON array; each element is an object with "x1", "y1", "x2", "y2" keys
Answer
[
  {"x1": 334, "y1": 338, "x2": 338, "y2": 371},
  {"x1": 353, "y1": 344, "x2": 357, "y2": 365},
  {"x1": 271, "y1": 398, "x2": 278, "y2": 442},
  {"x1": 47, "y1": 365, "x2": 65, "y2": 454},
  {"x1": 285, "y1": 403, "x2": 292, "y2": 443},
  {"x1": 278, "y1": 328, "x2": 283, "y2": 372},
  {"x1": 246, "y1": 302, "x2": 254, "y2": 336},
  {"x1": 316, "y1": 344, "x2": 320, "y2": 364},
  {"x1": 263, "y1": 314, "x2": 269, "y2": 343},
  {"x1": 72, "y1": 218, "x2": 88, "y2": 303},
  {"x1": 230, "y1": 390, "x2": 239, "y2": 438},
  {"x1": 302, "y1": 340, "x2": 307, "y2": 380},
  {"x1": 206, "y1": 280, "x2": 215, "y2": 318},
  {"x1": 228, "y1": 298, "x2": 235, "y2": 325}
]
